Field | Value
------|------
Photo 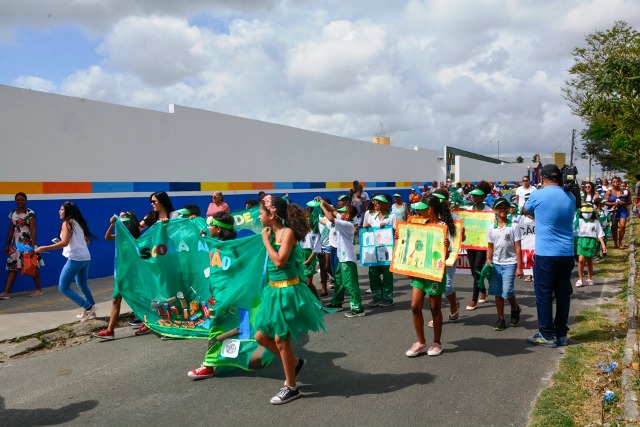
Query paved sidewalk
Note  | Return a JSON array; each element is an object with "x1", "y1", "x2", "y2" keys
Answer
[{"x1": 0, "y1": 277, "x2": 131, "y2": 342}]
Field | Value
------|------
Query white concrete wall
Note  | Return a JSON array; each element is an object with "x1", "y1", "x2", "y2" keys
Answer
[
  {"x1": 454, "y1": 156, "x2": 533, "y2": 182},
  {"x1": 0, "y1": 85, "x2": 438, "y2": 183}
]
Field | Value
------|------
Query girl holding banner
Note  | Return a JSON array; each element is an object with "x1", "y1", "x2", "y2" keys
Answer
[
  {"x1": 432, "y1": 188, "x2": 464, "y2": 324},
  {"x1": 463, "y1": 181, "x2": 493, "y2": 311},
  {"x1": 405, "y1": 195, "x2": 457, "y2": 358}
]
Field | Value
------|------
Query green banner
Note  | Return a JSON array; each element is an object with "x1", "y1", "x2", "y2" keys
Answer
[
  {"x1": 115, "y1": 218, "x2": 267, "y2": 341},
  {"x1": 232, "y1": 206, "x2": 263, "y2": 236}
]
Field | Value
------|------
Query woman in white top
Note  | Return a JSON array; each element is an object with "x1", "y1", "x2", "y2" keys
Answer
[{"x1": 36, "y1": 201, "x2": 97, "y2": 322}]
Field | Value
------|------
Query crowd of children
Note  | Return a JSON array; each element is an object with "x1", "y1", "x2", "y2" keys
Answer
[{"x1": 17, "y1": 175, "x2": 626, "y2": 405}]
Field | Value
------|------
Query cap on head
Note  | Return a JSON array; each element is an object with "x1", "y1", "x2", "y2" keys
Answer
[
  {"x1": 469, "y1": 189, "x2": 485, "y2": 196},
  {"x1": 393, "y1": 193, "x2": 401, "y2": 198},
  {"x1": 541, "y1": 164, "x2": 561, "y2": 181},
  {"x1": 338, "y1": 195, "x2": 348, "y2": 201},
  {"x1": 337, "y1": 207, "x2": 347, "y2": 212},
  {"x1": 306, "y1": 200, "x2": 320, "y2": 207},
  {"x1": 492, "y1": 197, "x2": 510, "y2": 209}
]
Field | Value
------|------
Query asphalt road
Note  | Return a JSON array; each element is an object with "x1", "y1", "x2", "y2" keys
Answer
[{"x1": 1, "y1": 269, "x2": 613, "y2": 427}]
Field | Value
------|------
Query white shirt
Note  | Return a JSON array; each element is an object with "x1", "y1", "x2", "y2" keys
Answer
[
  {"x1": 333, "y1": 217, "x2": 357, "y2": 263},
  {"x1": 486, "y1": 221, "x2": 522, "y2": 265},
  {"x1": 363, "y1": 211, "x2": 397, "y2": 229},
  {"x1": 301, "y1": 233, "x2": 321, "y2": 253},
  {"x1": 516, "y1": 185, "x2": 536, "y2": 208},
  {"x1": 577, "y1": 218, "x2": 604, "y2": 239},
  {"x1": 62, "y1": 220, "x2": 91, "y2": 261}
]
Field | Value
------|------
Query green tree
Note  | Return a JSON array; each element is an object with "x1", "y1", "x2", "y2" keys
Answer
[
  {"x1": 516, "y1": 156, "x2": 524, "y2": 163},
  {"x1": 563, "y1": 21, "x2": 640, "y2": 175}
]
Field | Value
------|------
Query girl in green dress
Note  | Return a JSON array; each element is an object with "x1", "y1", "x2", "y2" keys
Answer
[{"x1": 254, "y1": 196, "x2": 326, "y2": 405}]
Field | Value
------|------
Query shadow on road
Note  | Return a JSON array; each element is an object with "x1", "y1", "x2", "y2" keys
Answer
[{"x1": 0, "y1": 395, "x2": 98, "y2": 426}]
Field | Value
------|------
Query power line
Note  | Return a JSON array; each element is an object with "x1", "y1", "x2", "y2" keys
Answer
[{"x1": 540, "y1": 131, "x2": 573, "y2": 158}]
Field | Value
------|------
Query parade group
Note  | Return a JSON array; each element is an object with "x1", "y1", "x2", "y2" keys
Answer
[{"x1": 2, "y1": 168, "x2": 635, "y2": 404}]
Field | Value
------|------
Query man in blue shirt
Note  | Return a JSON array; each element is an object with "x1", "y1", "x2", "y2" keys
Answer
[{"x1": 523, "y1": 164, "x2": 576, "y2": 348}]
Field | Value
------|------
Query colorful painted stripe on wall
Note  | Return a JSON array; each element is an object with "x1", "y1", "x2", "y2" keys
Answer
[{"x1": 0, "y1": 181, "x2": 417, "y2": 195}]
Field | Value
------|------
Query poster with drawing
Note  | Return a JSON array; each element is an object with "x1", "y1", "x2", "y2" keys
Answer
[
  {"x1": 359, "y1": 226, "x2": 394, "y2": 266},
  {"x1": 453, "y1": 210, "x2": 494, "y2": 250},
  {"x1": 390, "y1": 222, "x2": 447, "y2": 281},
  {"x1": 445, "y1": 220, "x2": 464, "y2": 267}
]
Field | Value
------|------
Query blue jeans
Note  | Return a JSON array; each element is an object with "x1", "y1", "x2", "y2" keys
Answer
[
  {"x1": 533, "y1": 255, "x2": 574, "y2": 339},
  {"x1": 59, "y1": 259, "x2": 94, "y2": 310},
  {"x1": 443, "y1": 262, "x2": 458, "y2": 297},
  {"x1": 488, "y1": 263, "x2": 516, "y2": 298}
]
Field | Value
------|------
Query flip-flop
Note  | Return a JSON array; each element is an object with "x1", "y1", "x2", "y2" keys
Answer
[
  {"x1": 449, "y1": 302, "x2": 460, "y2": 321},
  {"x1": 427, "y1": 320, "x2": 434, "y2": 328},
  {"x1": 0, "y1": 296, "x2": 10, "y2": 300},
  {"x1": 465, "y1": 304, "x2": 477, "y2": 311},
  {"x1": 29, "y1": 291, "x2": 44, "y2": 297}
]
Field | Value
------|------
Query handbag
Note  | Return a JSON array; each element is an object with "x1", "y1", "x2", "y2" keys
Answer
[{"x1": 21, "y1": 252, "x2": 39, "y2": 277}]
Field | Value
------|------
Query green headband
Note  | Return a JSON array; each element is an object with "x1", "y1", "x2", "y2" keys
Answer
[{"x1": 207, "y1": 217, "x2": 233, "y2": 230}]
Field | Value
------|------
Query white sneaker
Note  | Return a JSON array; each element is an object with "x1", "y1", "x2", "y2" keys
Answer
[
  {"x1": 79, "y1": 305, "x2": 97, "y2": 322},
  {"x1": 427, "y1": 343, "x2": 443, "y2": 356},
  {"x1": 405, "y1": 342, "x2": 428, "y2": 357},
  {"x1": 76, "y1": 311, "x2": 96, "y2": 320}
]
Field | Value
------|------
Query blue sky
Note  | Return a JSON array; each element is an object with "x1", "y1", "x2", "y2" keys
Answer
[
  {"x1": 2, "y1": 25, "x2": 100, "y2": 85},
  {"x1": 0, "y1": 0, "x2": 637, "y2": 173}
]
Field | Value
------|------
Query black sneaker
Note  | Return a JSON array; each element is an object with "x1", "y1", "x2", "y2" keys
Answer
[
  {"x1": 295, "y1": 358, "x2": 306, "y2": 378},
  {"x1": 128, "y1": 317, "x2": 142, "y2": 327},
  {"x1": 324, "y1": 303, "x2": 343, "y2": 312},
  {"x1": 493, "y1": 319, "x2": 506, "y2": 331},
  {"x1": 510, "y1": 304, "x2": 521, "y2": 326},
  {"x1": 270, "y1": 386, "x2": 300, "y2": 405}
]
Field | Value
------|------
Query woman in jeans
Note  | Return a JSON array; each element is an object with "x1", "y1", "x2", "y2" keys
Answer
[{"x1": 36, "y1": 201, "x2": 97, "y2": 322}]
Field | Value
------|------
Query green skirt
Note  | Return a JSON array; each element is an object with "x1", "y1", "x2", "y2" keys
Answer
[
  {"x1": 577, "y1": 236, "x2": 598, "y2": 258},
  {"x1": 256, "y1": 281, "x2": 326, "y2": 340}
]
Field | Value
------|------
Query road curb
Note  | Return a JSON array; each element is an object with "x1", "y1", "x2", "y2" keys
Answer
[{"x1": 623, "y1": 221, "x2": 638, "y2": 422}]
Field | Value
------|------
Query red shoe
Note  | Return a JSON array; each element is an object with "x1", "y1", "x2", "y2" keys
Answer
[
  {"x1": 135, "y1": 325, "x2": 151, "y2": 335},
  {"x1": 91, "y1": 329, "x2": 115, "y2": 340},
  {"x1": 188, "y1": 365, "x2": 215, "y2": 380}
]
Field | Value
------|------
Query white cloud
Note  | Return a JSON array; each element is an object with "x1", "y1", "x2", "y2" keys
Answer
[
  {"x1": 12, "y1": 76, "x2": 56, "y2": 92},
  {"x1": 0, "y1": 0, "x2": 637, "y2": 161}
]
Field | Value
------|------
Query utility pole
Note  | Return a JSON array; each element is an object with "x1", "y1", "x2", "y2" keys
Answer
[
  {"x1": 570, "y1": 129, "x2": 576, "y2": 166},
  {"x1": 588, "y1": 155, "x2": 592, "y2": 181}
]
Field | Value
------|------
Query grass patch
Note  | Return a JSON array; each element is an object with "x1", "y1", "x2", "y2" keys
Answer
[{"x1": 528, "y1": 218, "x2": 637, "y2": 426}]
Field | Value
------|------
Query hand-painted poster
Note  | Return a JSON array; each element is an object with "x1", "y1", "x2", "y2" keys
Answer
[
  {"x1": 390, "y1": 222, "x2": 447, "y2": 281},
  {"x1": 359, "y1": 226, "x2": 395, "y2": 266},
  {"x1": 454, "y1": 210, "x2": 495, "y2": 250},
  {"x1": 518, "y1": 217, "x2": 535, "y2": 275},
  {"x1": 445, "y1": 220, "x2": 464, "y2": 267}
]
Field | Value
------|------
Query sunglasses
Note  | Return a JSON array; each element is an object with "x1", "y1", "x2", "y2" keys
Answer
[{"x1": 151, "y1": 200, "x2": 158, "y2": 205}]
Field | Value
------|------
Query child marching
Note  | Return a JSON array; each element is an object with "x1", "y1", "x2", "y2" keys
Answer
[
  {"x1": 485, "y1": 198, "x2": 523, "y2": 331},
  {"x1": 575, "y1": 204, "x2": 607, "y2": 287},
  {"x1": 254, "y1": 196, "x2": 326, "y2": 404}
]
